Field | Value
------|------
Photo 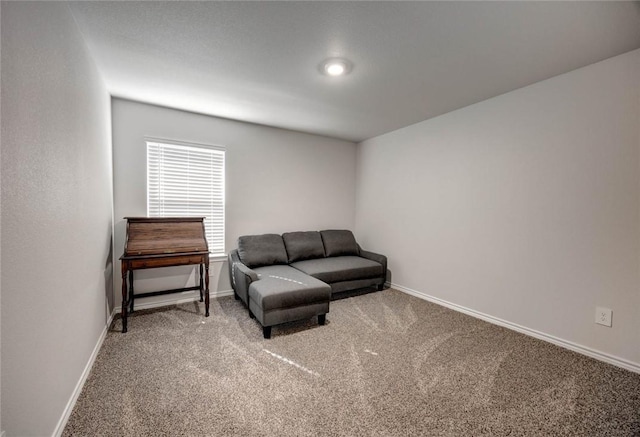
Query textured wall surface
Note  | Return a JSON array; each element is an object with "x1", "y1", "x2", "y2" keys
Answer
[
  {"x1": 356, "y1": 49, "x2": 640, "y2": 367},
  {"x1": 1, "y1": 2, "x2": 113, "y2": 435},
  {"x1": 111, "y1": 98, "x2": 357, "y2": 309}
]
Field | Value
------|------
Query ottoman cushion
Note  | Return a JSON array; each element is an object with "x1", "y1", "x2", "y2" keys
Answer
[{"x1": 249, "y1": 265, "x2": 331, "y2": 311}]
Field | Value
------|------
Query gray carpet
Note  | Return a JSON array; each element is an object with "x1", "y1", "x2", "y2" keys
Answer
[{"x1": 63, "y1": 289, "x2": 640, "y2": 436}]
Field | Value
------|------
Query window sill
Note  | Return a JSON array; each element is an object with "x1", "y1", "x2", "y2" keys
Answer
[{"x1": 209, "y1": 253, "x2": 228, "y2": 262}]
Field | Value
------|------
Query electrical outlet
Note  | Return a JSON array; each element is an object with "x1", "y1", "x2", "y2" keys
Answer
[{"x1": 595, "y1": 307, "x2": 612, "y2": 327}]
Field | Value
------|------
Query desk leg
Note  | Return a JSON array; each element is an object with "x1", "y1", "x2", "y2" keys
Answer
[
  {"x1": 205, "y1": 262, "x2": 210, "y2": 317},
  {"x1": 121, "y1": 267, "x2": 129, "y2": 333},
  {"x1": 199, "y1": 264, "x2": 204, "y2": 302},
  {"x1": 128, "y1": 270, "x2": 135, "y2": 313}
]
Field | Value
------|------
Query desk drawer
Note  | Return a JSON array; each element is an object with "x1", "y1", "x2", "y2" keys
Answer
[{"x1": 128, "y1": 255, "x2": 205, "y2": 270}]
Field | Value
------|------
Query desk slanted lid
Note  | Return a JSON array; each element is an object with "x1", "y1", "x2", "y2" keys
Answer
[{"x1": 121, "y1": 217, "x2": 209, "y2": 258}]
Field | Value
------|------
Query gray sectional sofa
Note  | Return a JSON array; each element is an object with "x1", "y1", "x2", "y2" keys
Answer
[{"x1": 228, "y1": 230, "x2": 387, "y2": 338}]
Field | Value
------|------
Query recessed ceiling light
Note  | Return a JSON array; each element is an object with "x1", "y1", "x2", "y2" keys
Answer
[
  {"x1": 321, "y1": 58, "x2": 352, "y2": 77},
  {"x1": 326, "y1": 62, "x2": 345, "y2": 76}
]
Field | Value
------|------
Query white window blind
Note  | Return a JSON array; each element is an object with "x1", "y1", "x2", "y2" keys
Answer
[{"x1": 147, "y1": 140, "x2": 225, "y2": 255}]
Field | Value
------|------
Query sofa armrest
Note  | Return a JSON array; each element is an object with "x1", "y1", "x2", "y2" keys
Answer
[
  {"x1": 358, "y1": 246, "x2": 387, "y2": 283},
  {"x1": 228, "y1": 250, "x2": 258, "y2": 304},
  {"x1": 235, "y1": 261, "x2": 259, "y2": 283}
]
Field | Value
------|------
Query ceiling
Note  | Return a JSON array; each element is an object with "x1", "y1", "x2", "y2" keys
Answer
[{"x1": 68, "y1": 1, "x2": 640, "y2": 143}]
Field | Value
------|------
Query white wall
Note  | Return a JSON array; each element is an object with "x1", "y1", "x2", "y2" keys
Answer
[
  {"x1": 112, "y1": 99, "x2": 356, "y2": 310},
  {"x1": 356, "y1": 49, "x2": 640, "y2": 368},
  {"x1": 1, "y1": 2, "x2": 113, "y2": 436}
]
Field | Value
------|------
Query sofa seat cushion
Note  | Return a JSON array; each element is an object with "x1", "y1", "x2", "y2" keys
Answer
[
  {"x1": 291, "y1": 256, "x2": 383, "y2": 284},
  {"x1": 238, "y1": 234, "x2": 288, "y2": 268},
  {"x1": 283, "y1": 231, "x2": 325, "y2": 262},
  {"x1": 249, "y1": 265, "x2": 331, "y2": 311}
]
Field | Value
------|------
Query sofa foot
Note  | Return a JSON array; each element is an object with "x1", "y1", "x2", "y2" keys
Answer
[
  {"x1": 377, "y1": 283, "x2": 384, "y2": 291},
  {"x1": 263, "y1": 326, "x2": 272, "y2": 339},
  {"x1": 249, "y1": 310, "x2": 255, "y2": 319},
  {"x1": 318, "y1": 314, "x2": 326, "y2": 325},
  {"x1": 234, "y1": 292, "x2": 240, "y2": 301}
]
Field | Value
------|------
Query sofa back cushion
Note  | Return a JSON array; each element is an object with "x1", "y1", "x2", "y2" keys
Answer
[
  {"x1": 282, "y1": 231, "x2": 325, "y2": 262},
  {"x1": 237, "y1": 234, "x2": 288, "y2": 268},
  {"x1": 320, "y1": 230, "x2": 359, "y2": 257}
]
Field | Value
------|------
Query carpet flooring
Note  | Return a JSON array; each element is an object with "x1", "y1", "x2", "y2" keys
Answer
[{"x1": 63, "y1": 289, "x2": 640, "y2": 436}]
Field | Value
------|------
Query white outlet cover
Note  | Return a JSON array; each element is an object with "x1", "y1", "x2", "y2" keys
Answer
[{"x1": 595, "y1": 306, "x2": 613, "y2": 327}]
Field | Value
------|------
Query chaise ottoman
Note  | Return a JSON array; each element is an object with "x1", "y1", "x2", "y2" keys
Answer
[{"x1": 248, "y1": 265, "x2": 331, "y2": 338}]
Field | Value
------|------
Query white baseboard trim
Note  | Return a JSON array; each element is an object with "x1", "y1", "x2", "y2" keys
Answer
[
  {"x1": 113, "y1": 289, "x2": 235, "y2": 314},
  {"x1": 392, "y1": 283, "x2": 640, "y2": 374},
  {"x1": 53, "y1": 309, "x2": 116, "y2": 437},
  {"x1": 212, "y1": 289, "x2": 236, "y2": 298}
]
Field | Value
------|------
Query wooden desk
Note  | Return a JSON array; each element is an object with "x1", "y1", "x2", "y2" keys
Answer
[{"x1": 120, "y1": 217, "x2": 210, "y2": 333}]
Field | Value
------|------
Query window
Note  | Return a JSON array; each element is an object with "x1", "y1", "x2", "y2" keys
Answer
[{"x1": 147, "y1": 139, "x2": 225, "y2": 255}]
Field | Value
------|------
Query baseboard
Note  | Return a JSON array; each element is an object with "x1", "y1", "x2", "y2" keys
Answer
[
  {"x1": 53, "y1": 309, "x2": 116, "y2": 437},
  {"x1": 212, "y1": 289, "x2": 236, "y2": 299},
  {"x1": 113, "y1": 289, "x2": 235, "y2": 313},
  {"x1": 392, "y1": 283, "x2": 640, "y2": 374}
]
